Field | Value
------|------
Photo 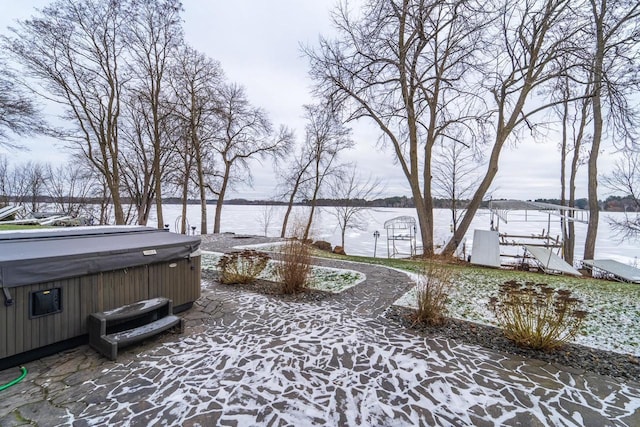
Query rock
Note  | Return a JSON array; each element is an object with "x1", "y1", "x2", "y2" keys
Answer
[
  {"x1": 312, "y1": 240, "x2": 332, "y2": 252},
  {"x1": 333, "y1": 246, "x2": 346, "y2": 255}
]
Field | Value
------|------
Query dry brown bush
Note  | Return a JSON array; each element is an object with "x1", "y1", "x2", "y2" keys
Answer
[
  {"x1": 488, "y1": 280, "x2": 588, "y2": 351},
  {"x1": 275, "y1": 238, "x2": 312, "y2": 294},
  {"x1": 412, "y1": 262, "x2": 456, "y2": 326},
  {"x1": 217, "y1": 250, "x2": 270, "y2": 285}
]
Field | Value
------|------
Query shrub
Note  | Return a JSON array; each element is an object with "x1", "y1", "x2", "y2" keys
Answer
[
  {"x1": 275, "y1": 238, "x2": 312, "y2": 294},
  {"x1": 412, "y1": 262, "x2": 456, "y2": 326},
  {"x1": 217, "y1": 250, "x2": 270, "y2": 285},
  {"x1": 312, "y1": 240, "x2": 332, "y2": 252},
  {"x1": 488, "y1": 280, "x2": 588, "y2": 351}
]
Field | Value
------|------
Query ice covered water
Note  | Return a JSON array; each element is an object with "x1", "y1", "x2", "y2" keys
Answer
[{"x1": 155, "y1": 205, "x2": 640, "y2": 266}]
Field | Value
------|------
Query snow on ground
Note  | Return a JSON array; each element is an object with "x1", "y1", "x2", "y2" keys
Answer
[
  {"x1": 395, "y1": 268, "x2": 640, "y2": 356},
  {"x1": 202, "y1": 250, "x2": 640, "y2": 356},
  {"x1": 69, "y1": 289, "x2": 640, "y2": 426},
  {"x1": 201, "y1": 251, "x2": 366, "y2": 293}
]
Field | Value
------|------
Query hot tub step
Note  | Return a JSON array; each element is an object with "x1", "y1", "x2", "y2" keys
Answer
[
  {"x1": 88, "y1": 298, "x2": 184, "y2": 361},
  {"x1": 104, "y1": 315, "x2": 183, "y2": 347}
]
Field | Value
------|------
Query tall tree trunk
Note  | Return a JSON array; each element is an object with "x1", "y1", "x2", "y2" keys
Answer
[
  {"x1": 303, "y1": 195, "x2": 319, "y2": 241},
  {"x1": 180, "y1": 152, "x2": 191, "y2": 234},
  {"x1": 213, "y1": 163, "x2": 231, "y2": 234},
  {"x1": 193, "y1": 126, "x2": 208, "y2": 235},
  {"x1": 421, "y1": 142, "x2": 435, "y2": 257},
  {"x1": 199, "y1": 188, "x2": 207, "y2": 234},
  {"x1": 154, "y1": 149, "x2": 164, "y2": 229},
  {"x1": 560, "y1": 96, "x2": 569, "y2": 262},
  {"x1": 584, "y1": 2, "x2": 605, "y2": 260},
  {"x1": 198, "y1": 162, "x2": 208, "y2": 235},
  {"x1": 108, "y1": 170, "x2": 125, "y2": 225},
  {"x1": 303, "y1": 168, "x2": 322, "y2": 241},
  {"x1": 281, "y1": 193, "x2": 297, "y2": 238},
  {"x1": 281, "y1": 174, "x2": 305, "y2": 238},
  {"x1": 180, "y1": 183, "x2": 188, "y2": 234}
]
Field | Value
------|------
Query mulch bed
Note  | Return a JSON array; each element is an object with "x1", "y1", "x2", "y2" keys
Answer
[
  {"x1": 202, "y1": 270, "x2": 331, "y2": 304},
  {"x1": 386, "y1": 305, "x2": 640, "y2": 383}
]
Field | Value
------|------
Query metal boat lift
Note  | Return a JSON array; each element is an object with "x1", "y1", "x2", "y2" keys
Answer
[{"x1": 488, "y1": 200, "x2": 589, "y2": 265}]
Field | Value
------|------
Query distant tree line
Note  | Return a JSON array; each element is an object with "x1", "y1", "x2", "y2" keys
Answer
[{"x1": 3, "y1": 158, "x2": 631, "y2": 214}]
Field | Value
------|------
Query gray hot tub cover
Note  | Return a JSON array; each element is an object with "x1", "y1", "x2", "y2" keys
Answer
[{"x1": 0, "y1": 226, "x2": 201, "y2": 288}]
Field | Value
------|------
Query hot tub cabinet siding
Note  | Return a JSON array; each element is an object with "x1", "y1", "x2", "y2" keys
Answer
[{"x1": 0, "y1": 227, "x2": 201, "y2": 362}]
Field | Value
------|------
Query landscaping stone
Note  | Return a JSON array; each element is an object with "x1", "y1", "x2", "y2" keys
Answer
[{"x1": 312, "y1": 240, "x2": 332, "y2": 251}]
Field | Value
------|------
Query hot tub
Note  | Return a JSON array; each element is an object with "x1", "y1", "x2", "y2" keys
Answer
[{"x1": 0, "y1": 226, "x2": 201, "y2": 368}]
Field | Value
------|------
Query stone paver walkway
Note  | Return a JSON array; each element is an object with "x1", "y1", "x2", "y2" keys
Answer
[{"x1": 0, "y1": 234, "x2": 639, "y2": 426}]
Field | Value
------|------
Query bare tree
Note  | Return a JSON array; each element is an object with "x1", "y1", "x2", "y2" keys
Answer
[
  {"x1": 0, "y1": 156, "x2": 8, "y2": 205},
  {"x1": 162, "y1": 107, "x2": 197, "y2": 234},
  {"x1": 168, "y1": 45, "x2": 223, "y2": 235},
  {"x1": 442, "y1": 0, "x2": 577, "y2": 255},
  {"x1": 46, "y1": 161, "x2": 95, "y2": 217},
  {"x1": 3, "y1": 0, "x2": 129, "y2": 223},
  {"x1": 256, "y1": 204, "x2": 277, "y2": 237},
  {"x1": 551, "y1": 69, "x2": 592, "y2": 264},
  {"x1": 10, "y1": 161, "x2": 49, "y2": 213},
  {"x1": 328, "y1": 165, "x2": 382, "y2": 250},
  {"x1": 2, "y1": 162, "x2": 28, "y2": 208},
  {"x1": 0, "y1": 59, "x2": 43, "y2": 148},
  {"x1": 307, "y1": 0, "x2": 485, "y2": 256},
  {"x1": 127, "y1": 0, "x2": 184, "y2": 229},
  {"x1": 276, "y1": 138, "x2": 315, "y2": 238},
  {"x1": 87, "y1": 170, "x2": 114, "y2": 225},
  {"x1": 209, "y1": 83, "x2": 292, "y2": 234},
  {"x1": 582, "y1": 0, "x2": 640, "y2": 259},
  {"x1": 603, "y1": 149, "x2": 640, "y2": 240},
  {"x1": 120, "y1": 95, "x2": 158, "y2": 225},
  {"x1": 432, "y1": 139, "x2": 479, "y2": 237},
  {"x1": 301, "y1": 102, "x2": 352, "y2": 241}
]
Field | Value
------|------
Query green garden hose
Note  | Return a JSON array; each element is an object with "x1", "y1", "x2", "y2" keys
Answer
[{"x1": 0, "y1": 366, "x2": 27, "y2": 391}]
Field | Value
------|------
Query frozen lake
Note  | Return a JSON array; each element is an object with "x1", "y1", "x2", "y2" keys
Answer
[{"x1": 154, "y1": 204, "x2": 640, "y2": 266}]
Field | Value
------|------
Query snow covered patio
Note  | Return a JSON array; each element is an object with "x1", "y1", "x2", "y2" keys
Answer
[{"x1": 1, "y1": 267, "x2": 639, "y2": 425}]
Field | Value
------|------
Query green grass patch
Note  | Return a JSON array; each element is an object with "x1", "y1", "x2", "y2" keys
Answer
[{"x1": 0, "y1": 224, "x2": 43, "y2": 231}]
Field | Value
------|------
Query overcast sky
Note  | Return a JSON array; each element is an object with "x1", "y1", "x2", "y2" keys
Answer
[{"x1": 0, "y1": 0, "x2": 621, "y2": 201}]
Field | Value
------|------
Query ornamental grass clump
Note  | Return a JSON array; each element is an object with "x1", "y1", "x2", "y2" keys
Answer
[
  {"x1": 217, "y1": 249, "x2": 270, "y2": 284},
  {"x1": 275, "y1": 238, "x2": 312, "y2": 294},
  {"x1": 488, "y1": 280, "x2": 588, "y2": 351},
  {"x1": 412, "y1": 262, "x2": 456, "y2": 327}
]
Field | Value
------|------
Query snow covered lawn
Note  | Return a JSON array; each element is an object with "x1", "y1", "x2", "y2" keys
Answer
[
  {"x1": 201, "y1": 251, "x2": 365, "y2": 294},
  {"x1": 395, "y1": 266, "x2": 640, "y2": 356},
  {"x1": 201, "y1": 248, "x2": 639, "y2": 356}
]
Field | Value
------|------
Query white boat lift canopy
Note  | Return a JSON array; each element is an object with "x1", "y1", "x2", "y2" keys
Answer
[{"x1": 489, "y1": 200, "x2": 589, "y2": 229}]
